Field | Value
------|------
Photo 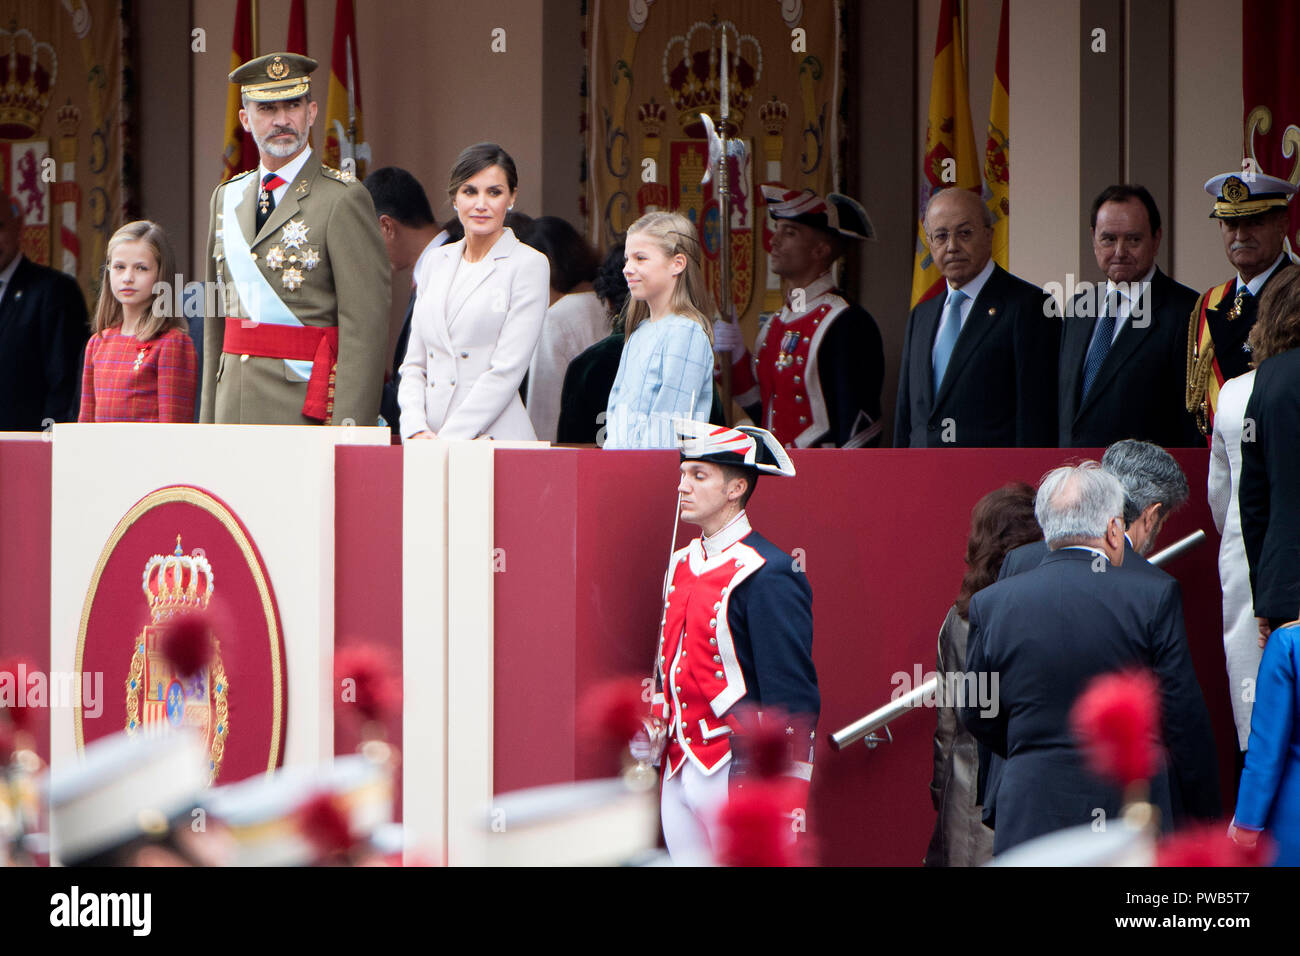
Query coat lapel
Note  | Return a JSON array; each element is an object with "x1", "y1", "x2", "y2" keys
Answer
[
  {"x1": 235, "y1": 174, "x2": 258, "y2": 250},
  {"x1": 255, "y1": 154, "x2": 318, "y2": 246},
  {"x1": 935, "y1": 266, "x2": 1004, "y2": 409},
  {"x1": 1074, "y1": 277, "x2": 1158, "y2": 416},
  {"x1": 913, "y1": 294, "x2": 944, "y2": 401},
  {"x1": 420, "y1": 241, "x2": 459, "y2": 355},
  {"x1": 446, "y1": 229, "x2": 517, "y2": 330}
]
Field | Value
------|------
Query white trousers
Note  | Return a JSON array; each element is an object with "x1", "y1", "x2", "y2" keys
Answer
[{"x1": 660, "y1": 760, "x2": 731, "y2": 865}]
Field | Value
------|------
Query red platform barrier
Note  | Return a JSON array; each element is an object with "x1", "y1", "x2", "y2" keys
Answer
[
  {"x1": 0, "y1": 440, "x2": 52, "y2": 764},
  {"x1": 492, "y1": 447, "x2": 1234, "y2": 866}
]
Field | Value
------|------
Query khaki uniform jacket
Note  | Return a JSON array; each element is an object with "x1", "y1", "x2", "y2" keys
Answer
[{"x1": 200, "y1": 152, "x2": 390, "y2": 425}]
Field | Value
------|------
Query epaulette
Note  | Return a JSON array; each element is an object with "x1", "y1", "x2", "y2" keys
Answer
[{"x1": 321, "y1": 164, "x2": 356, "y2": 184}]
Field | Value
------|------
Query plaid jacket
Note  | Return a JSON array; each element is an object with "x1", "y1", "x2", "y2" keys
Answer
[{"x1": 79, "y1": 325, "x2": 198, "y2": 423}]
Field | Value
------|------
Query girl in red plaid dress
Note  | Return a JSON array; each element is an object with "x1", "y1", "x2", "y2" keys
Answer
[{"x1": 79, "y1": 221, "x2": 197, "y2": 422}]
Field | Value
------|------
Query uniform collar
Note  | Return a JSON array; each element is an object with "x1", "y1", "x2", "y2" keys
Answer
[
  {"x1": 784, "y1": 271, "x2": 836, "y2": 310},
  {"x1": 700, "y1": 511, "x2": 751, "y2": 559},
  {"x1": 1238, "y1": 251, "x2": 1288, "y2": 297},
  {"x1": 258, "y1": 145, "x2": 312, "y2": 194}
]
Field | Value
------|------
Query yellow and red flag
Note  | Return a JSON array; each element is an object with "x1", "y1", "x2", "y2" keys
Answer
[
  {"x1": 219, "y1": 0, "x2": 257, "y2": 183},
  {"x1": 324, "y1": 0, "x2": 370, "y2": 178},
  {"x1": 909, "y1": 0, "x2": 981, "y2": 308},
  {"x1": 286, "y1": 0, "x2": 307, "y2": 54},
  {"x1": 984, "y1": 0, "x2": 1010, "y2": 269}
]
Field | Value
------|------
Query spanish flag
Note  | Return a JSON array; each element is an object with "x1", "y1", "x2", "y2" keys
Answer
[
  {"x1": 286, "y1": 0, "x2": 307, "y2": 54},
  {"x1": 910, "y1": 0, "x2": 981, "y2": 308},
  {"x1": 219, "y1": 0, "x2": 256, "y2": 183},
  {"x1": 984, "y1": 0, "x2": 1010, "y2": 269},
  {"x1": 323, "y1": 0, "x2": 369, "y2": 178}
]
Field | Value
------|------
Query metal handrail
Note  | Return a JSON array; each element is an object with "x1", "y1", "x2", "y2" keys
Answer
[{"x1": 828, "y1": 529, "x2": 1207, "y2": 752}]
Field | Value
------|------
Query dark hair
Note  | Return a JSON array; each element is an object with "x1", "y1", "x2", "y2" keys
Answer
[
  {"x1": 505, "y1": 210, "x2": 533, "y2": 234},
  {"x1": 955, "y1": 482, "x2": 1041, "y2": 619},
  {"x1": 594, "y1": 242, "x2": 629, "y2": 331},
  {"x1": 1090, "y1": 184, "x2": 1161, "y2": 234},
  {"x1": 363, "y1": 167, "x2": 436, "y2": 228},
  {"x1": 519, "y1": 216, "x2": 600, "y2": 294},
  {"x1": 447, "y1": 142, "x2": 518, "y2": 198},
  {"x1": 1249, "y1": 264, "x2": 1300, "y2": 364},
  {"x1": 442, "y1": 216, "x2": 465, "y2": 243},
  {"x1": 719, "y1": 463, "x2": 758, "y2": 508}
]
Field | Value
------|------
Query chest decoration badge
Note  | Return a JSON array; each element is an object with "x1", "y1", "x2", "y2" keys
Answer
[
  {"x1": 775, "y1": 330, "x2": 803, "y2": 370},
  {"x1": 265, "y1": 219, "x2": 319, "y2": 291}
]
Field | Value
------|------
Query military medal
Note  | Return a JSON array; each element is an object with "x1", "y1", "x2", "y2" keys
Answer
[
  {"x1": 775, "y1": 330, "x2": 802, "y2": 370},
  {"x1": 1227, "y1": 286, "x2": 1245, "y2": 322},
  {"x1": 280, "y1": 219, "x2": 310, "y2": 249}
]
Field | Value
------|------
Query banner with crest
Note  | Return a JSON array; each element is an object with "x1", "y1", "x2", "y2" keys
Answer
[
  {"x1": 583, "y1": 0, "x2": 845, "y2": 324},
  {"x1": 0, "y1": 0, "x2": 132, "y2": 307},
  {"x1": 1243, "y1": 0, "x2": 1300, "y2": 256}
]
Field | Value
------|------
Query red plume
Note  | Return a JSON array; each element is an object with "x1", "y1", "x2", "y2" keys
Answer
[
  {"x1": 296, "y1": 791, "x2": 355, "y2": 858},
  {"x1": 715, "y1": 780, "x2": 807, "y2": 867},
  {"x1": 160, "y1": 613, "x2": 215, "y2": 678},
  {"x1": 1157, "y1": 823, "x2": 1273, "y2": 867},
  {"x1": 577, "y1": 677, "x2": 648, "y2": 750},
  {"x1": 1070, "y1": 669, "x2": 1161, "y2": 788},
  {"x1": 730, "y1": 705, "x2": 798, "y2": 779},
  {"x1": 334, "y1": 644, "x2": 402, "y2": 724}
]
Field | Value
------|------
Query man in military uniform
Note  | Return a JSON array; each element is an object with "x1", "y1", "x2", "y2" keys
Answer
[
  {"x1": 1186, "y1": 170, "x2": 1296, "y2": 437},
  {"x1": 722, "y1": 186, "x2": 884, "y2": 448},
  {"x1": 652, "y1": 419, "x2": 819, "y2": 863},
  {"x1": 201, "y1": 53, "x2": 389, "y2": 426}
]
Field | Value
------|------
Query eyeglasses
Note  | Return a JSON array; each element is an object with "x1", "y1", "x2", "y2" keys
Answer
[{"x1": 927, "y1": 227, "x2": 979, "y2": 247}]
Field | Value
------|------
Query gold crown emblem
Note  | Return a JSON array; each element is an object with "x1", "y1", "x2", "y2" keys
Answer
[
  {"x1": 639, "y1": 98, "x2": 668, "y2": 138},
  {"x1": 1222, "y1": 176, "x2": 1249, "y2": 204},
  {"x1": 267, "y1": 55, "x2": 289, "y2": 80},
  {"x1": 759, "y1": 96, "x2": 788, "y2": 136},
  {"x1": 0, "y1": 27, "x2": 57, "y2": 139},
  {"x1": 141, "y1": 535, "x2": 215, "y2": 623},
  {"x1": 662, "y1": 20, "x2": 763, "y2": 136}
]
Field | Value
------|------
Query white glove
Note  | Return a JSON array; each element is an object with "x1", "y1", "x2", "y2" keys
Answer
[{"x1": 713, "y1": 315, "x2": 747, "y2": 362}]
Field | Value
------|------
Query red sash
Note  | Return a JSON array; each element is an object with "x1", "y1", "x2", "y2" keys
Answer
[{"x1": 223, "y1": 322, "x2": 338, "y2": 422}]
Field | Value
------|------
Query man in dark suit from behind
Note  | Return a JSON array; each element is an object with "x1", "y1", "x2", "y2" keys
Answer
[
  {"x1": 999, "y1": 439, "x2": 1189, "y2": 580},
  {"x1": 895, "y1": 187, "x2": 1058, "y2": 447},
  {"x1": 0, "y1": 191, "x2": 89, "y2": 430},
  {"x1": 1059, "y1": 186, "x2": 1203, "y2": 448},
  {"x1": 364, "y1": 167, "x2": 458, "y2": 438},
  {"x1": 960, "y1": 462, "x2": 1220, "y2": 855}
]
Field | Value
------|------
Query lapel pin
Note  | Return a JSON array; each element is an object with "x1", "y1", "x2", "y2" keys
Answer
[{"x1": 988, "y1": 306, "x2": 997, "y2": 316}]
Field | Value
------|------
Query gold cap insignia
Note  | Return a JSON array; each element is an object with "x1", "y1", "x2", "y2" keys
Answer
[
  {"x1": 267, "y1": 56, "x2": 289, "y2": 80},
  {"x1": 1222, "y1": 176, "x2": 1249, "y2": 204}
]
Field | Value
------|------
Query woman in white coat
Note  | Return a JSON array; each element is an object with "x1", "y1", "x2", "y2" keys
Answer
[
  {"x1": 398, "y1": 143, "x2": 549, "y2": 441},
  {"x1": 1208, "y1": 367, "x2": 1260, "y2": 756}
]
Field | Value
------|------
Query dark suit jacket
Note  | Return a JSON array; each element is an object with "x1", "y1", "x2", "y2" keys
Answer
[
  {"x1": 960, "y1": 548, "x2": 1220, "y2": 855},
  {"x1": 380, "y1": 288, "x2": 417, "y2": 437},
  {"x1": 0, "y1": 256, "x2": 89, "y2": 431},
  {"x1": 1206, "y1": 259, "x2": 1288, "y2": 384},
  {"x1": 1241, "y1": 346, "x2": 1300, "y2": 620},
  {"x1": 895, "y1": 264, "x2": 1059, "y2": 447},
  {"x1": 1058, "y1": 268, "x2": 1202, "y2": 448}
]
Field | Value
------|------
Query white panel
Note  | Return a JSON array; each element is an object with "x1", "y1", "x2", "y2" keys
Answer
[
  {"x1": 400, "y1": 439, "x2": 450, "y2": 864},
  {"x1": 49, "y1": 424, "x2": 389, "y2": 778},
  {"x1": 444, "y1": 441, "x2": 497, "y2": 866}
]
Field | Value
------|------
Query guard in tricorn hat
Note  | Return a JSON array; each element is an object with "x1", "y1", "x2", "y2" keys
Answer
[
  {"x1": 1186, "y1": 170, "x2": 1298, "y2": 435},
  {"x1": 647, "y1": 419, "x2": 819, "y2": 863},
  {"x1": 200, "y1": 52, "x2": 390, "y2": 428},
  {"x1": 720, "y1": 185, "x2": 884, "y2": 449}
]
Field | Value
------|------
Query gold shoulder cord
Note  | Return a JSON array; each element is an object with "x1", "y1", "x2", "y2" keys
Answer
[{"x1": 1185, "y1": 290, "x2": 1215, "y2": 436}]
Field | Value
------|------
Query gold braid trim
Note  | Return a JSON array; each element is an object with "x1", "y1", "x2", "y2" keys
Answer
[
  {"x1": 1185, "y1": 288, "x2": 1214, "y2": 435},
  {"x1": 325, "y1": 361, "x2": 338, "y2": 425}
]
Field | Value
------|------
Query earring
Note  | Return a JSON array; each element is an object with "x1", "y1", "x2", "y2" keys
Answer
[{"x1": 508, "y1": 205, "x2": 514, "y2": 211}]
